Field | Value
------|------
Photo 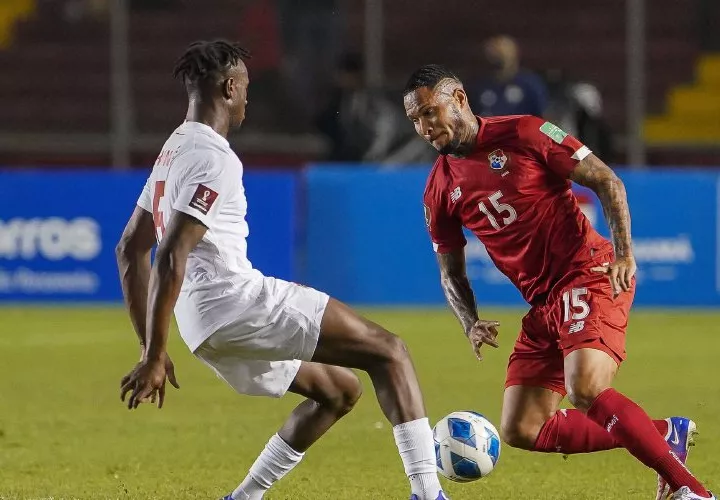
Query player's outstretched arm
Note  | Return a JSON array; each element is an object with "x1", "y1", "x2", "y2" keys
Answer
[
  {"x1": 437, "y1": 249, "x2": 478, "y2": 332},
  {"x1": 144, "y1": 211, "x2": 206, "y2": 362},
  {"x1": 437, "y1": 249, "x2": 499, "y2": 360},
  {"x1": 116, "y1": 207, "x2": 156, "y2": 357},
  {"x1": 120, "y1": 210, "x2": 205, "y2": 409},
  {"x1": 569, "y1": 154, "x2": 636, "y2": 294}
]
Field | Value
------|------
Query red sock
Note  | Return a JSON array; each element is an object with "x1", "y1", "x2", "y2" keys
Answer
[
  {"x1": 587, "y1": 388, "x2": 709, "y2": 497},
  {"x1": 534, "y1": 408, "x2": 668, "y2": 454}
]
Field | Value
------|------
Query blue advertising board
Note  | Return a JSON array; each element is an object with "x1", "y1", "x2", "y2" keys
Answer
[
  {"x1": 0, "y1": 170, "x2": 299, "y2": 302},
  {"x1": 2, "y1": 166, "x2": 719, "y2": 306},
  {"x1": 304, "y1": 165, "x2": 720, "y2": 307}
]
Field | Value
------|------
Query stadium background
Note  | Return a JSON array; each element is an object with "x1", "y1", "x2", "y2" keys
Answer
[{"x1": 1, "y1": 1, "x2": 719, "y2": 499}]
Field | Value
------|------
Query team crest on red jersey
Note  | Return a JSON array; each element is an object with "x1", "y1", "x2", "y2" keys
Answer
[{"x1": 488, "y1": 149, "x2": 508, "y2": 170}]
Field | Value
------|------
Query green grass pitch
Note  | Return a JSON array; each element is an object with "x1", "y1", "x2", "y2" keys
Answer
[{"x1": 0, "y1": 307, "x2": 718, "y2": 499}]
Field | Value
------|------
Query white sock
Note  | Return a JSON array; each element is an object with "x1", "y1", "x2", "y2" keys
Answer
[
  {"x1": 393, "y1": 417, "x2": 443, "y2": 499},
  {"x1": 231, "y1": 434, "x2": 304, "y2": 500}
]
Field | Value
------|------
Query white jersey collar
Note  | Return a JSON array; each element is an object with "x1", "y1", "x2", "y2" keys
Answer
[{"x1": 180, "y1": 121, "x2": 230, "y2": 148}]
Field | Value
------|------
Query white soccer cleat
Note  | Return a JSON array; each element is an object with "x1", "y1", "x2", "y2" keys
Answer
[{"x1": 670, "y1": 486, "x2": 716, "y2": 499}]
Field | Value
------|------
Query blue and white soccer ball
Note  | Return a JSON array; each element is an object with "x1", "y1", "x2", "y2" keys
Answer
[{"x1": 433, "y1": 411, "x2": 501, "y2": 482}]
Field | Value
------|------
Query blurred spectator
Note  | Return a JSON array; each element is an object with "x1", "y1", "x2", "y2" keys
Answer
[
  {"x1": 468, "y1": 36, "x2": 547, "y2": 118},
  {"x1": 543, "y1": 69, "x2": 613, "y2": 161},
  {"x1": 698, "y1": 0, "x2": 720, "y2": 50},
  {"x1": 315, "y1": 53, "x2": 434, "y2": 164},
  {"x1": 55, "y1": 0, "x2": 108, "y2": 22},
  {"x1": 277, "y1": 0, "x2": 341, "y2": 120},
  {"x1": 130, "y1": 0, "x2": 176, "y2": 9}
]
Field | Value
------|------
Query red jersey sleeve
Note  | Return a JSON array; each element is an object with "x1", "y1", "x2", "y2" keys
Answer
[
  {"x1": 518, "y1": 116, "x2": 592, "y2": 178},
  {"x1": 423, "y1": 186, "x2": 466, "y2": 254}
]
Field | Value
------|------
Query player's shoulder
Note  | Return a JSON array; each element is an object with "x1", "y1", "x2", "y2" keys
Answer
[
  {"x1": 179, "y1": 137, "x2": 240, "y2": 174},
  {"x1": 484, "y1": 115, "x2": 553, "y2": 146},
  {"x1": 483, "y1": 114, "x2": 542, "y2": 135},
  {"x1": 424, "y1": 156, "x2": 450, "y2": 201}
]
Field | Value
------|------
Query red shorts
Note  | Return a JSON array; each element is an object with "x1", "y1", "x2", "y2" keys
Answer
[{"x1": 505, "y1": 258, "x2": 635, "y2": 395}]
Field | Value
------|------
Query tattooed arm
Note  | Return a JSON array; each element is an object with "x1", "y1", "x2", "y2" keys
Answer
[
  {"x1": 569, "y1": 153, "x2": 636, "y2": 293},
  {"x1": 437, "y1": 248, "x2": 499, "y2": 360}
]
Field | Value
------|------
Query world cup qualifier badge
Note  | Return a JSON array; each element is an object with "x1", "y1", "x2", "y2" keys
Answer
[
  {"x1": 488, "y1": 149, "x2": 508, "y2": 170},
  {"x1": 189, "y1": 184, "x2": 219, "y2": 215}
]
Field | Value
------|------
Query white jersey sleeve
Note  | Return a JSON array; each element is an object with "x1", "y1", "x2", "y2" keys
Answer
[
  {"x1": 137, "y1": 177, "x2": 152, "y2": 212},
  {"x1": 172, "y1": 154, "x2": 234, "y2": 228}
]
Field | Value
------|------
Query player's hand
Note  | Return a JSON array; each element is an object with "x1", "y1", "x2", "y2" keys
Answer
[
  {"x1": 120, "y1": 353, "x2": 180, "y2": 409},
  {"x1": 467, "y1": 319, "x2": 500, "y2": 361},
  {"x1": 591, "y1": 255, "x2": 637, "y2": 296}
]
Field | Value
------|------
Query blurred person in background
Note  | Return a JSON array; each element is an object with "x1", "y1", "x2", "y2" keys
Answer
[
  {"x1": 277, "y1": 0, "x2": 340, "y2": 121},
  {"x1": 468, "y1": 35, "x2": 547, "y2": 118},
  {"x1": 315, "y1": 53, "x2": 435, "y2": 164},
  {"x1": 543, "y1": 69, "x2": 614, "y2": 161}
]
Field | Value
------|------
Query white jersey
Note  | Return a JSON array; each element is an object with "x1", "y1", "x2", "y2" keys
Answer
[{"x1": 137, "y1": 121, "x2": 263, "y2": 351}]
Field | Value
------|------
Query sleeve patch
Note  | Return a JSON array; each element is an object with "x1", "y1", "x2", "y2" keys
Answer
[
  {"x1": 423, "y1": 204, "x2": 431, "y2": 227},
  {"x1": 189, "y1": 184, "x2": 219, "y2": 215},
  {"x1": 539, "y1": 121, "x2": 568, "y2": 144}
]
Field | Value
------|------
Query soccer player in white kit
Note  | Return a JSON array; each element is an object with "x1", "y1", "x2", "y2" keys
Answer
[{"x1": 116, "y1": 40, "x2": 449, "y2": 500}]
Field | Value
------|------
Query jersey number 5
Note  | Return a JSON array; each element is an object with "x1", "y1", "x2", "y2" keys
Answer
[
  {"x1": 152, "y1": 181, "x2": 166, "y2": 241},
  {"x1": 478, "y1": 190, "x2": 517, "y2": 230}
]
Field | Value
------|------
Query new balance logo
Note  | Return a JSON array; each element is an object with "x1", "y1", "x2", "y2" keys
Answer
[
  {"x1": 568, "y1": 321, "x2": 585, "y2": 334},
  {"x1": 450, "y1": 187, "x2": 462, "y2": 203}
]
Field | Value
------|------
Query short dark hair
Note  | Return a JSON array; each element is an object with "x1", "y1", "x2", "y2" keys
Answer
[
  {"x1": 403, "y1": 64, "x2": 460, "y2": 96},
  {"x1": 173, "y1": 39, "x2": 251, "y2": 85}
]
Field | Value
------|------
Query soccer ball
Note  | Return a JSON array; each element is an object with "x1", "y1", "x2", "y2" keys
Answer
[{"x1": 433, "y1": 411, "x2": 501, "y2": 482}]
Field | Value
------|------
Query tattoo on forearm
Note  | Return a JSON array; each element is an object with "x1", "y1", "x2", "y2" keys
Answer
[
  {"x1": 569, "y1": 155, "x2": 632, "y2": 257},
  {"x1": 437, "y1": 251, "x2": 479, "y2": 334}
]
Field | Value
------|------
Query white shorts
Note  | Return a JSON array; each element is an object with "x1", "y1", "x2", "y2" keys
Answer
[{"x1": 194, "y1": 276, "x2": 330, "y2": 398}]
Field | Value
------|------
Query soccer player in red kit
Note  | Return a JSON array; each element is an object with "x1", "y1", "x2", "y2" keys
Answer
[{"x1": 403, "y1": 64, "x2": 714, "y2": 500}]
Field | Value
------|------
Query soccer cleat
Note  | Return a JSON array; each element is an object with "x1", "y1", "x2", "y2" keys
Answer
[
  {"x1": 670, "y1": 486, "x2": 716, "y2": 499},
  {"x1": 656, "y1": 417, "x2": 698, "y2": 500},
  {"x1": 409, "y1": 492, "x2": 450, "y2": 500}
]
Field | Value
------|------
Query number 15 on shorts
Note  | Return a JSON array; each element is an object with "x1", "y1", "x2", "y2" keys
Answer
[{"x1": 563, "y1": 288, "x2": 589, "y2": 333}]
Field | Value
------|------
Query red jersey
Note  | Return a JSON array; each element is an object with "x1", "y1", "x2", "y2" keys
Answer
[{"x1": 423, "y1": 115, "x2": 612, "y2": 304}]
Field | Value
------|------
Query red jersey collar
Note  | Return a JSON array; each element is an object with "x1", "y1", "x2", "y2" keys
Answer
[{"x1": 475, "y1": 116, "x2": 486, "y2": 148}]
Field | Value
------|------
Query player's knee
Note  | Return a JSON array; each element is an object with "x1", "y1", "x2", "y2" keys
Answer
[
  {"x1": 382, "y1": 330, "x2": 411, "y2": 365},
  {"x1": 363, "y1": 323, "x2": 410, "y2": 365},
  {"x1": 500, "y1": 420, "x2": 540, "y2": 450},
  {"x1": 321, "y1": 372, "x2": 363, "y2": 416},
  {"x1": 566, "y1": 383, "x2": 604, "y2": 412},
  {"x1": 336, "y1": 375, "x2": 363, "y2": 416}
]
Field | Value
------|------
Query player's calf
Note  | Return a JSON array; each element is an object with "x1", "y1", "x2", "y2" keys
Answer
[
  {"x1": 312, "y1": 298, "x2": 448, "y2": 500},
  {"x1": 228, "y1": 364, "x2": 363, "y2": 500},
  {"x1": 500, "y1": 386, "x2": 561, "y2": 450}
]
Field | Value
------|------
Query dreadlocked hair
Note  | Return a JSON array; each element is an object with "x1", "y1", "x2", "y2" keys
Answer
[
  {"x1": 173, "y1": 39, "x2": 251, "y2": 85},
  {"x1": 403, "y1": 64, "x2": 461, "y2": 96}
]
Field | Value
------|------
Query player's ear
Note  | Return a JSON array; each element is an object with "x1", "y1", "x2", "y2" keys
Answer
[
  {"x1": 222, "y1": 77, "x2": 234, "y2": 100},
  {"x1": 453, "y1": 87, "x2": 468, "y2": 108}
]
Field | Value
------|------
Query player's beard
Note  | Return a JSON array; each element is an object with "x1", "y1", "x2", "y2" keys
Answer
[
  {"x1": 438, "y1": 135, "x2": 463, "y2": 156},
  {"x1": 438, "y1": 112, "x2": 469, "y2": 156}
]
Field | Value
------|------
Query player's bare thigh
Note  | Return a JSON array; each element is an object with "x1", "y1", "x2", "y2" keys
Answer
[
  {"x1": 501, "y1": 385, "x2": 564, "y2": 449},
  {"x1": 311, "y1": 297, "x2": 408, "y2": 369}
]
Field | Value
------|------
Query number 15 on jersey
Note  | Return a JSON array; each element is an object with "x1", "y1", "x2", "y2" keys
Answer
[{"x1": 479, "y1": 190, "x2": 517, "y2": 230}]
